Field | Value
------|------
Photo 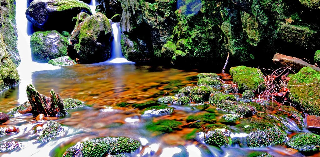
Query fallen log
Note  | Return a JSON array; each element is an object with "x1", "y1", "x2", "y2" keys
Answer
[{"x1": 272, "y1": 53, "x2": 320, "y2": 72}]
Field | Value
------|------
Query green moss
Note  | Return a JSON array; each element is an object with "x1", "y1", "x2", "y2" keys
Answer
[
  {"x1": 204, "y1": 130, "x2": 230, "y2": 147},
  {"x1": 48, "y1": 56, "x2": 76, "y2": 66},
  {"x1": 287, "y1": 132, "x2": 320, "y2": 152},
  {"x1": 242, "y1": 90, "x2": 255, "y2": 99},
  {"x1": 197, "y1": 73, "x2": 220, "y2": 79},
  {"x1": 142, "y1": 104, "x2": 173, "y2": 114},
  {"x1": 248, "y1": 152, "x2": 273, "y2": 157},
  {"x1": 64, "y1": 137, "x2": 140, "y2": 156},
  {"x1": 37, "y1": 121, "x2": 64, "y2": 143},
  {"x1": 116, "y1": 102, "x2": 130, "y2": 107},
  {"x1": 241, "y1": 11, "x2": 261, "y2": 46},
  {"x1": 47, "y1": 0, "x2": 91, "y2": 12},
  {"x1": 246, "y1": 127, "x2": 286, "y2": 147},
  {"x1": 220, "y1": 114, "x2": 240, "y2": 124},
  {"x1": 146, "y1": 119, "x2": 182, "y2": 133},
  {"x1": 63, "y1": 98, "x2": 86, "y2": 110},
  {"x1": 184, "y1": 129, "x2": 199, "y2": 140},
  {"x1": 209, "y1": 92, "x2": 236, "y2": 104},
  {"x1": 288, "y1": 67, "x2": 320, "y2": 115},
  {"x1": 177, "y1": 96, "x2": 191, "y2": 105},
  {"x1": 186, "y1": 112, "x2": 216, "y2": 124},
  {"x1": 315, "y1": 50, "x2": 320, "y2": 65},
  {"x1": 230, "y1": 66, "x2": 264, "y2": 92},
  {"x1": 197, "y1": 77, "x2": 222, "y2": 88},
  {"x1": 132, "y1": 100, "x2": 162, "y2": 109}
]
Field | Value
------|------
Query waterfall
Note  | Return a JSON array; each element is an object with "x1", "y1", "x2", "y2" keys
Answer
[
  {"x1": 107, "y1": 23, "x2": 133, "y2": 64},
  {"x1": 89, "y1": 0, "x2": 96, "y2": 14},
  {"x1": 16, "y1": 0, "x2": 60, "y2": 104}
]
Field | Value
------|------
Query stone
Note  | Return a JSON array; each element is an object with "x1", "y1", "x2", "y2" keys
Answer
[
  {"x1": 273, "y1": 53, "x2": 320, "y2": 72},
  {"x1": 26, "y1": 84, "x2": 67, "y2": 117},
  {"x1": 69, "y1": 12, "x2": 112, "y2": 63},
  {"x1": 0, "y1": 112, "x2": 9, "y2": 124},
  {"x1": 306, "y1": 115, "x2": 320, "y2": 133},
  {"x1": 26, "y1": 0, "x2": 91, "y2": 31},
  {"x1": 30, "y1": 30, "x2": 69, "y2": 62}
]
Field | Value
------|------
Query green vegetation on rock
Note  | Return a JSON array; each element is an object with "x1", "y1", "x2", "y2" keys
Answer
[
  {"x1": 64, "y1": 136, "x2": 140, "y2": 156},
  {"x1": 230, "y1": 66, "x2": 264, "y2": 92},
  {"x1": 48, "y1": 56, "x2": 76, "y2": 66},
  {"x1": 47, "y1": 0, "x2": 91, "y2": 12},
  {"x1": 246, "y1": 127, "x2": 286, "y2": 147},
  {"x1": 287, "y1": 132, "x2": 320, "y2": 152},
  {"x1": 204, "y1": 130, "x2": 230, "y2": 147},
  {"x1": 37, "y1": 121, "x2": 64, "y2": 143},
  {"x1": 315, "y1": 50, "x2": 320, "y2": 65},
  {"x1": 288, "y1": 67, "x2": 320, "y2": 115},
  {"x1": 146, "y1": 119, "x2": 182, "y2": 133}
]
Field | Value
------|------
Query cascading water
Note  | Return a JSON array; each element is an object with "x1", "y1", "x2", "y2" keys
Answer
[
  {"x1": 107, "y1": 22, "x2": 134, "y2": 64},
  {"x1": 89, "y1": 0, "x2": 96, "y2": 14},
  {"x1": 16, "y1": 0, "x2": 60, "y2": 104}
]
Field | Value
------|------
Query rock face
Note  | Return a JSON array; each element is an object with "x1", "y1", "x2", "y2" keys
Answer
[
  {"x1": 30, "y1": 30, "x2": 68, "y2": 62},
  {"x1": 69, "y1": 12, "x2": 112, "y2": 63},
  {"x1": 26, "y1": 84, "x2": 67, "y2": 117},
  {"x1": 0, "y1": 0, "x2": 20, "y2": 92},
  {"x1": 26, "y1": 0, "x2": 91, "y2": 31}
]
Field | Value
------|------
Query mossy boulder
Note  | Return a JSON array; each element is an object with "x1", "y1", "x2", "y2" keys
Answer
[
  {"x1": 26, "y1": 0, "x2": 91, "y2": 31},
  {"x1": 0, "y1": 34, "x2": 19, "y2": 92},
  {"x1": 69, "y1": 12, "x2": 112, "y2": 63},
  {"x1": 37, "y1": 121, "x2": 65, "y2": 143},
  {"x1": 30, "y1": 30, "x2": 68, "y2": 62},
  {"x1": 299, "y1": 0, "x2": 320, "y2": 9},
  {"x1": 246, "y1": 127, "x2": 286, "y2": 147},
  {"x1": 287, "y1": 132, "x2": 320, "y2": 152},
  {"x1": 288, "y1": 67, "x2": 320, "y2": 115},
  {"x1": 230, "y1": 66, "x2": 264, "y2": 92},
  {"x1": 204, "y1": 130, "x2": 230, "y2": 147},
  {"x1": 48, "y1": 56, "x2": 76, "y2": 66},
  {"x1": 315, "y1": 50, "x2": 320, "y2": 65},
  {"x1": 63, "y1": 136, "x2": 140, "y2": 156}
]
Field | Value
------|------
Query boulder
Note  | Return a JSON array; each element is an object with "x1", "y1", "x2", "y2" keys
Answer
[
  {"x1": 69, "y1": 12, "x2": 112, "y2": 63},
  {"x1": 48, "y1": 56, "x2": 76, "y2": 66},
  {"x1": 306, "y1": 115, "x2": 320, "y2": 134},
  {"x1": 229, "y1": 66, "x2": 265, "y2": 92},
  {"x1": 30, "y1": 30, "x2": 68, "y2": 62},
  {"x1": 0, "y1": 112, "x2": 9, "y2": 124},
  {"x1": 26, "y1": 0, "x2": 91, "y2": 31},
  {"x1": 26, "y1": 84, "x2": 67, "y2": 117},
  {"x1": 273, "y1": 53, "x2": 320, "y2": 72}
]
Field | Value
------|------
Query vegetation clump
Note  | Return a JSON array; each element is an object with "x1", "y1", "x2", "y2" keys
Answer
[
  {"x1": 315, "y1": 50, "x2": 320, "y2": 65},
  {"x1": 48, "y1": 56, "x2": 76, "y2": 66},
  {"x1": 288, "y1": 67, "x2": 320, "y2": 115},
  {"x1": 230, "y1": 66, "x2": 264, "y2": 92},
  {"x1": 146, "y1": 119, "x2": 182, "y2": 133},
  {"x1": 204, "y1": 130, "x2": 230, "y2": 147},
  {"x1": 220, "y1": 114, "x2": 240, "y2": 124},
  {"x1": 63, "y1": 136, "x2": 140, "y2": 157},
  {"x1": 287, "y1": 132, "x2": 320, "y2": 152},
  {"x1": 48, "y1": 0, "x2": 91, "y2": 11},
  {"x1": 63, "y1": 98, "x2": 86, "y2": 110},
  {"x1": 246, "y1": 127, "x2": 286, "y2": 147},
  {"x1": 37, "y1": 121, "x2": 64, "y2": 143}
]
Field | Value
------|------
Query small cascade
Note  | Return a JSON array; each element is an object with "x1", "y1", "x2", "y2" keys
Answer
[
  {"x1": 16, "y1": 0, "x2": 60, "y2": 104},
  {"x1": 89, "y1": 0, "x2": 96, "y2": 14},
  {"x1": 107, "y1": 23, "x2": 134, "y2": 64}
]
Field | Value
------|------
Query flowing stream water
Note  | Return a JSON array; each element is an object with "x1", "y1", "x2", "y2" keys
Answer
[{"x1": 0, "y1": 1, "x2": 311, "y2": 157}]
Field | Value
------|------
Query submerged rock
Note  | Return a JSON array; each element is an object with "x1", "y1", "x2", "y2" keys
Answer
[
  {"x1": 142, "y1": 107, "x2": 174, "y2": 118},
  {"x1": 26, "y1": 84, "x2": 67, "y2": 117},
  {"x1": 0, "y1": 112, "x2": 9, "y2": 124},
  {"x1": 63, "y1": 136, "x2": 141, "y2": 156},
  {"x1": 30, "y1": 30, "x2": 68, "y2": 62},
  {"x1": 48, "y1": 56, "x2": 76, "y2": 66},
  {"x1": 69, "y1": 12, "x2": 112, "y2": 63},
  {"x1": 26, "y1": 0, "x2": 91, "y2": 31},
  {"x1": 0, "y1": 140, "x2": 20, "y2": 153}
]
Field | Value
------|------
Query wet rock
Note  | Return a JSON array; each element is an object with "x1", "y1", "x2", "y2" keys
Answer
[
  {"x1": 63, "y1": 136, "x2": 141, "y2": 156},
  {"x1": 273, "y1": 53, "x2": 320, "y2": 72},
  {"x1": 63, "y1": 98, "x2": 86, "y2": 110},
  {"x1": 307, "y1": 115, "x2": 320, "y2": 133},
  {"x1": 7, "y1": 101, "x2": 32, "y2": 117},
  {"x1": 141, "y1": 107, "x2": 173, "y2": 118},
  {"x1": 0, "y1": 140, "x2": 20, "y2": 153},
  {"x1": 48, "y1": 56, "x2": 76, "y2": 66},
  {"x1": 26, "y1": 0, "x2": 91, "y2": 31},
  {"x1": 30, "y1": 30, "x2": 68, "y2": 62},
  {"x1": 37, "y1": 121, "x2": 65, "y2": 143},
  {"x1": 69, "y1": 12, "x2": 112, "y2": 63},
  {"x1": 246, "y1": 127, "x2": 286, "y2": 147},
  {"x1": 0, "y1": 112, "x2": 9, "y2": 124},
  {"x1": 201, "y1": 130, "x2": 230, "y2": 148},
  {"x1": 26, "y1": 84, "x2": 67, "y2": 118},
  {"x1": 287, "y1": 132, "x2": 320, "y2": 152}
]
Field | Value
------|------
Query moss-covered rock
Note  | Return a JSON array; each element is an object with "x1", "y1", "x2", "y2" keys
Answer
[
  {"x1": 48, "y1": 56, "x2": 76, "y2": 66},
  {"x1": 0, "y1": 34, "x2": 19, "y2": 92},
  {"x1": 0, "y1": 140, "x2": 20, "y2": 153},
  {"x1": 63, "y1": 136, "x2": 140, "y2": 156},
  {"x1": 287, "y1": 132, "x2": 320, "y2": 152},
  {"x1": 146, "y1": 119, "x2": 182, "y2": 133},
  {"x1": 288, "y1": 67, "x2": 320, "y2": 115},
  {"x1": 204, "y1": 130, "x2": 230, "y2": 147},
  {"x1": 63, "y1": 98, "x2": 86, "y2": 110},
  {"x1": 26, "y1": 0, "x2": 91, "y2": 31},
  {"x1": 30, "y1": 30, "x2": 68, "y2": 62},
  {"x1": 37, "y1": 121, "x2": 65, "y2": 143},
  {"x1": 246, "y1": 127, "x2": 286, "y2": 147},
  {"x1": 141, "y1": 105, "x2": 174, "y2": 117},
  {"x1": 299, "y1": 0, "x2": 320, "y2": 9},
  {"x1": 69, "y1": 12, "x2": 112, "y2": 63},
  {"x1": 230, "y1": 66, "x2": 264, "y2": 92}
]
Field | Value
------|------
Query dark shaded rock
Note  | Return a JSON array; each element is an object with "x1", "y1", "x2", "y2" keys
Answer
[
  {"x1": 273, "y1": 53, "x2": 320, "y2": 72},
  {"x1": 97, "y1": 0, "x2": 122, "y2": 22},
  {"x1": 26, "y1": 84, "x2": 67, "y2": 117},
  {"x1": 48, "y1": 56, "x2": 76, "y2": 66},
  {"x1": 0, "y1": 112, "x2": 9, "y2": 124},
  {"x1": 30, "y1": 30, "x2": 68, "y2": 62},
  {"x1": 26, "y1": 0, "x2": 91, "y2": 31},
  {"x1": 69, "y1": 12, "x2": 112, "y2": 63}
]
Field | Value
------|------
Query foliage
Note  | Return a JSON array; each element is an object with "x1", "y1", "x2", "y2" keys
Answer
[
  {"x1": 64, "y1": 137, "x2": 140, "y2": 156},
  {"x1": 204, "y1": 130, "x2": 230, "y2": 147},
  {"x1": 220, "y1": 114, "x2": 240, "y2": 124},
  {"x1": 287, "y1": 132, "x2": 320, "y2": 152},
  {"x1": 288, "y1": 67, "x2": 320, "y2": 115},
  {"x1": 315, "y1": 50, "x2": 320, "y2": 65},
  {"x1": 230, "y1": 66, "x2": 264, "y2": 92},
  {"x1": 37, "y1": 121, "x2": 64, "y2": 143},
  {"x1": 146, "y1": 119, "x2": 182, "y2": 133},
  {"x1": 48, "y1": 56, "x2": 76, "y2": 66},
  {"x1": 246, "y1": 127, "x2": 286, "y2": 147}
]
